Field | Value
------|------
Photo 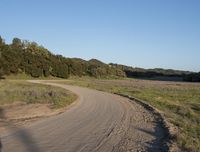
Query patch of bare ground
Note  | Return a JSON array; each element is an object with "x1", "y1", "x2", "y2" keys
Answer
[{"x1": 0, "y1": 100, "x2": 78, "y2": 136}]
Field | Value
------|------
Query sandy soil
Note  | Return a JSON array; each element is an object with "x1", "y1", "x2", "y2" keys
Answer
[
  {"x1": 1, "y1": 81, "x2": 174, "y2": 152},
  {"x1": 0, "y1": 101, "x2": 78, "y2": 136}
]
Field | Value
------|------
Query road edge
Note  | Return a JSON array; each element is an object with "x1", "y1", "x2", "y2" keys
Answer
[{"x1": 114, "y1": 93, "x2": 180, "y2": 152}]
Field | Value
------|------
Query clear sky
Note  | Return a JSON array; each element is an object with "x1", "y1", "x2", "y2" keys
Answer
[{"x1": 0, "y1": 0, "x2": 200, "y2": 72}]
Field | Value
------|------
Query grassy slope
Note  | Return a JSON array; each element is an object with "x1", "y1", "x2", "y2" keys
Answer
[
  {"x1": 57, "y1": 77, "x2": 200, "y2": 151},
  {"x1": 0, "y1": 80, "x2": 77, "y2": 108}
]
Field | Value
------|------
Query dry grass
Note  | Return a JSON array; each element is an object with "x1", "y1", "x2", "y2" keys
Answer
[
  {"x1": 58, "y1": 77, "x2": 200, "y2": 151},
  {"x1": 0, "y1": 80, "x2": 77, "y2": 108}
]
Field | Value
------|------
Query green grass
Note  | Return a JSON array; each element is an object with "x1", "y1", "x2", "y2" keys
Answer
[
  {"x1": 56, "y1": 78, "x2": 200, "y2": 152},
  {"x1": 0, "y1": 80, "x2": 77, "y2": 108}
]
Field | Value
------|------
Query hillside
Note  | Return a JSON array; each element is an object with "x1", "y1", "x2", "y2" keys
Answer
[
  {"x1": 0, "y1": 36, "x2": 125, "y2": 79},
  {"x1": 0, "y1": 36, "x2": 199, "y2": 82},
  {"x1": 109, "y1": 63, "x2": 200, "y2": 82}
]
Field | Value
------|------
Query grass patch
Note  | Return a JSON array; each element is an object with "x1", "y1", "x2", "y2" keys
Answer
[
  {"x1": 56, "y1": 78, "x2": 200, "y2": 151},
  {"x1": 0, "y1": 80, "x2": 77, "y2": 108}
]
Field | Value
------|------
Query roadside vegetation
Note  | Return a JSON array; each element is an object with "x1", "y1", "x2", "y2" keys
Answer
[
  {"x1": 0, "y1": 36, "x2": 125, "y2": 79},
  {"x1": 0, "y1": 80, "x2": 77, "y2": 108},
  {"x1": 57, "y1": 77, "x2": 200, "y2": 151}
]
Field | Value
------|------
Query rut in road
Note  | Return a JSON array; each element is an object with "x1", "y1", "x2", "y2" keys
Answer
[{"x1": 1, "y1": 81, "x2": 168, "y2": 152}]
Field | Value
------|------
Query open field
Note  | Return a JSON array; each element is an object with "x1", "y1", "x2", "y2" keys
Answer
[
  {"x1": 0, "y1": 80, "x2": 77, "y2": 108},
  {"x1": 56, "y1": 77, "x2": 200, "y2": 151}
]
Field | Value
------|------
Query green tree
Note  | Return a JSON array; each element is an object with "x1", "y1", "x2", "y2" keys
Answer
[
  {"x1": 12, "y1": 37, "x2": 23, "y2": 49},
  {"x1": 0, "y1": 68, "x2": 4, "y2": 79},
  {"x1": 0, "y1": 36, "x2": 5, "y2": 46}
]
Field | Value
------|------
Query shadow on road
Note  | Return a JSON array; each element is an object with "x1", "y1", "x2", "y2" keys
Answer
[
  {"x1": 135, "y1": 125, "x2": 169, "y2": 152},
  {"x1": 0, "y1": 107, "x2": 42, "y2": 152}
]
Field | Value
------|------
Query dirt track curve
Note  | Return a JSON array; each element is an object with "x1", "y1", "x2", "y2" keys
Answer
[{"x1": 1, "y1": 81, "x2": 168, "y2": 152}]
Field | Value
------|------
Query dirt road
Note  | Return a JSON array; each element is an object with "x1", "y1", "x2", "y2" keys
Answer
[{"x1": 1, "y1": 81, "x2": 168, "y2": 152}]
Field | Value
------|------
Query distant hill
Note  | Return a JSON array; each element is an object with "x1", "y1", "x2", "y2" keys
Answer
[
  {"x1": 109, "y1": 63, "x2": 199, "y2": 82},
  {"x1": 110, "y1": 63, "x2": 191, "y2": 76},
  {"x1": 0, "y1": 36, "x2": 125, "y2": 79},
  {"x1": 0, "y1": 36, "x2": 199, "y2": 82},
  {"x1": 88, "y1": 59, "x2": 106, "y2": 66}
]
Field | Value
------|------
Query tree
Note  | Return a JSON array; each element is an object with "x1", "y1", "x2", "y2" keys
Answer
[
  {"x1": 0, "y1": 36, "x2": 5, "y2": 46},
  {"x1": 0, "y1": 67, "x2": 4, "y2": 79},
  {"x1": 51, "y1": 63, "x2": 69, "y2": 78},
  {"x1": 12, "y1": 37, "x2": 23, "y2": 49}
]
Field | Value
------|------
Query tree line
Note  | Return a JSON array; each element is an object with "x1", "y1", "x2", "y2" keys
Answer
[
  {"x1": 0, "y1": 36, "x2": 199, "y2": 82},
  {"x1": 183, "y1": 72, "x2": 200, "y2": 82},
  {"x1": 0, "y1": 36, "x2": 125, "y2": 79},
  {"x1": 109, "y1": 63, "x2": 200, "y2": 82}
]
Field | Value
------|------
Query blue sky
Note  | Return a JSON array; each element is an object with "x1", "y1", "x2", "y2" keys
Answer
[{"x1": 0, "y1": 0, "x2": 200, "y2": 72}]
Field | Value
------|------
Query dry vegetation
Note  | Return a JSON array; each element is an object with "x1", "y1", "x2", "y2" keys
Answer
[
  {"x1": 0, "y1": 80, "x2": 77, "y2": 108},
  {"x1": 58, "y1": 77, "x2": 200, "y2": 151}
]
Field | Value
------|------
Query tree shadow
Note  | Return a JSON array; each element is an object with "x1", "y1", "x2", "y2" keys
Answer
[
  {"x1": 0, "y1": 107, "x2": 42, "y2": 152},
  {"x1": 134, "y1": 124, "x2": 170, "y2": 152}
]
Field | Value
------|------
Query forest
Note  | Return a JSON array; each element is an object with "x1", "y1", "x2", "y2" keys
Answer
[
  {"x1": 0, "y1": 36, "x2": 125, "y2": 79},
  {"x1": 0, "y1": 36, "x2": 199, "y2": 82}
]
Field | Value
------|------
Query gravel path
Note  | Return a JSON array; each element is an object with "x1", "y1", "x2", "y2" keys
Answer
[{"x1": 1, "y1": 81, "x2": 167, "y2": 152}]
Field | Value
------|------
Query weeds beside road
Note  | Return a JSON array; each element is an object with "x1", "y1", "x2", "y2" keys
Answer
[
  {"x1": 0, "y1": 80, "x2": 76, "y2": 108},
  {"x1": 58, "y1": 77, "x2": 200, "y2": 152}
]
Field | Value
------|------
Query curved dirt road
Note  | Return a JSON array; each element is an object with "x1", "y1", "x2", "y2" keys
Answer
[{"x1": 1, "y1": 81, "x2": 167, "y2": 152}]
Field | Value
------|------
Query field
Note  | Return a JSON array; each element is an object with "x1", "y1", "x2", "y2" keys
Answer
[
  {"x1": 57, "y1": 77, "x2": 200, "y2": 151},
  {"x1": 1, "y1": 78, "x2": 199, "y2": 151},
  {"x1": 0, "y1": 80, "x2": 77, "y2": 108}
]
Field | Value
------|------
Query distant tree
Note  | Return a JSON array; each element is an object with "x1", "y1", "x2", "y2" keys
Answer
[
  {"x1": 51, "y1": 63, "x2": 69, "y2": 78},
  {"x1": 30, "y1": 66, "x2": 43, "y2": 78},
  {"x1": 115, "y1": 68, "x2": 126, "y2": 77},
  {"x1": 0, "y1": 36, "x2": 5, "y2": 46},
  {"x1": 12, "y1": 37, "x2": 23, "y2": 49},
  {"x1": 0, "y1": 66, "x2": 4, "y2": 79},
  {"x1": 1, "y1": 46, "x2": 21, "y2": 74},
  {"x1": 183, "y1": 72, "x2": 200, "y2": 82}
]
